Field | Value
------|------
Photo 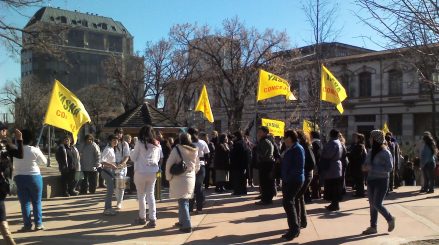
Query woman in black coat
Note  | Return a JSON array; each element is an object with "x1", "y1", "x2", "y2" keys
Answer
[
  {"x1": 214, "y1": 134, "x2": 230, "y2": 193},
  {"x1": 347, "y1": 133, "x2": 367, "y2": 197},
  {"x1": 230, "y1": 131, "x2": 250, "y2": 195}
]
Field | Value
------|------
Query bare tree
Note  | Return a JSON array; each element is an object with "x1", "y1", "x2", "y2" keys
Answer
[
  {"x1": 170, "y1": 17, "x2": 289, "y2": 131},
  {"x1": 357, "y1": 0, "x2": 439, "y2": 136}
]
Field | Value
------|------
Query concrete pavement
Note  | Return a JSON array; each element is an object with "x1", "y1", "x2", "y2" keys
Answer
[{"x1": 4, "y1": 186, "x2": 439, "y2": 245}]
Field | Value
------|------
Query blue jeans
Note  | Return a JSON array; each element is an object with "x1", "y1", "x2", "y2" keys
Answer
[
  {"x1": 101, "y1": 170, "x2": 114, "y2": 210},
  {"x1": 15, "y1": 175, "x2": 43, "y2": 227},
  {"x1": 178, "y1": 199, "x2": 191, "y2": 229},
  {"x1": 367, "y1": 178, "x2": 393, "y2": 228},
  {"x1": 190, "y1": 165, "x2": 205, "y2": 211},
  {"x1": 422, "y1": 163, "x2": 435, "y2": 191}
]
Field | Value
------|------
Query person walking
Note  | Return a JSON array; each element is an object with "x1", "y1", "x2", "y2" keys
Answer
[
  {"x1": 362, "y1": 130, "x2": 396, "y2": 235},
  {"x1": 165, "y1": 133, "x2": 200, "y2": 233},
  {"x1": 100, "y1": 134, "x2": 119, "y2": 216},
  {"x1": 309, "y1": 131, "x2": 323, "y2": 200},
  {"x1": 188, "y1": 128, "x2": 209, "y2": 213},
  {"x1": 130, "y1": 125, "x2": 162, "y2": 228},
  {"x1": 0, "y1": 124, "x2": 22, "y2": 245},
  {"x1": 214, "y1": 134, "x2": 230, "y2": 193},
  {"x1": 200, "y1": 132, "x2": 215, "y2": 190},
  {"x1": 79, "y1": 134, "x2": 101, "y2": 195},
  {"x1": 255, "y1": 126, "x2": 276, "y2": 205},
  {"x1": 420, "y1": 131, "x2": 437, "y2": 194},
  {"x1": 113, "y1": 128, "x2": 130, "y2": 209},
  {"x1": 280, "y1": 130, "x2": 305, "y2": 241},
  {"x1": 321, "y1": 129, "x2": 344, "y2": 211},
  {"x1": 56, "y1": 133, "x2": 79, "y2": 197},
  {"x1": 348, "y1": 133, "x2": 367, "y2": 197},
  {"x1": 230, "y1": 131, "x2": 250, "y2": 195},
  {"x1": 295, "y1": 130, "x2": 315, "y2": 229},
  {"x1": 13, "y1": 129, "x2": 47, "y2": 232}
]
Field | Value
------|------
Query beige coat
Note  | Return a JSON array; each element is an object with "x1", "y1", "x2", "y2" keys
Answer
[{"x1": 165, "y1": 145, "x2": 200, "y2": 199}]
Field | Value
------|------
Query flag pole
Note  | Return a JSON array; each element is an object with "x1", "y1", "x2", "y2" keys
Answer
[{"x1": 36, "y1": 124, "x2": 46, "y2": 148}]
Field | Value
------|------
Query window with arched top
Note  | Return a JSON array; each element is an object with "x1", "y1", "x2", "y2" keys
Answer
[
  {"x1": 60, "y1": 16, "x2": 67, "y2": 24},
  {"x1": 388, "y1": 69, "x2": 403, "y2": 96},
  {"x1": 359, "y1": 72, "x2": 372, "y2": 97}
]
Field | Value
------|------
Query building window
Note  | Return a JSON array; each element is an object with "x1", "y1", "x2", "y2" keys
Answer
[
  {"x1": 388, "y1": 69, "x2": 402, "y2": 96},
  {"x1": 68, "y1": 30, "x2": 84, "y2": 47},
  {"x1": 101, "y1": 23, "x2": 108, "y2": 30},
  {"x1": 88, "y1": 32, "x2": 104, "y2": 50},
  {"x1": 92, "y1": 23, "x2": 97, "y2": 28},
  {"x1": 388, "y1": 114, "x2": 402, "y2": 135},
  {"x1": 111, "y1": 26, "x2": 116, "y2": 31},
  {"x1": 414, "y1": 113, "x2": 439, "y2": 136},
  {"x1": 355, "y1": 115, "x2": 375, "y2": 122},
  {"x1": 359, "y1": 72, "x2": 372, "y2": 97},
  {"x1": 71, "y1": 20, "x2": 77, "y2": 25},
  {"x1": 60, "y1": 16, "x2": 67, "y2": 24},
  {"x1": 82, "y1": 20, "x2": 88, "y2": 27}
]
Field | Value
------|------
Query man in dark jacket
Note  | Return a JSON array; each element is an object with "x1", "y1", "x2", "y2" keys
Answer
[
  {"x1": 255, "y1": 126, "x2": 276, "y2": 205},
  {"x1": 56, "y1": 133, "x2": 79, "y2": 197},
  {"x1": 0, "y1": 123, "x2": 22, "y2": 245},
  {"x1": 385, "y1": 132, "x2": 400, "y2": 192},
  {"x1": 309, "y1": 131, "x2": 323, "y2": 200},
  {"x1": 230, "y1": 131, "x2": 250, "y2": 195}
]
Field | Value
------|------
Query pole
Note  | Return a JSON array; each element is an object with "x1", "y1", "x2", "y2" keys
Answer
[
  {"x1": 47, "y1": 126, "x2": 51, "y2": 167},
  {"x1": 36, "y1": 125, "x2": 46, "y2": 147}
]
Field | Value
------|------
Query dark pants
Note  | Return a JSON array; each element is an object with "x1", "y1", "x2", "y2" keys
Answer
[
  {"x1": 0, "y1": 201, "x2": 5, "y2": 222},
  {"x1": 204, "y1": 165, "x2": 211, "y2": 189},
  {"x1": 310, "y1": 174, "x2": 321, "y2": 199},
  {"x1": 126, "y1": 166, "x2": 136, "y2": 192},
  {"x1": 367, "y1": 178, "x2": 393, "y2": 228},
  {"x1": 295, "y1": 172, "x2": 312, "y2": 227},
  {"x1": 282, "y1": 181, "x2": 303, "y2": 233},
  {"x1": 389, "y1": 168, "x2": 395, "y2": 191},
  {"x1": 80, "y1": 171, "x2": 98, "y2": 194},
  {"x1": 259, "y1": 162, "x2": 275, "y2": 203},
  {"x1": 190, "y1": 165, "x2": 205, "y2": 212},
  {"x1": 231, "y1": 168, "x2": 247, "y2": 195},
  {"x1": 352, "y1": 170, "x2": 365, "y2": 196},
  {"x1": 422, "y1": 163, "x2": 435, "y2": 191},
  {"x1": 61, "y1": 170, "x2": 77, "y2": 195},
  {"x1": 324, "y1": 177, "x2": 343, "y2": 208}
]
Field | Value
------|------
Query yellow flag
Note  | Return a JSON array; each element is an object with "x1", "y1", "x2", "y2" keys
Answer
[
  {"x1": 195, "y1": 84, "x2": 214, "y2": 123},
  {"x1": 321, "y1": 65, "x2": 347, "y2": 114},
  {"x1": 43, "y1": 80, "x2": 91, "y2": 143},
  {"x1": 303, "y1": 120, "x2": 319, "y2": 135},
  {"x1": 382, "y1": 122, "x2": 390, "y2": 134},
  {"x1": 257, "y1": 69, "x2": 296, "y2": 101},
  {"x1": 261, "y1": 118, "x2": 285, "y2": 137}
]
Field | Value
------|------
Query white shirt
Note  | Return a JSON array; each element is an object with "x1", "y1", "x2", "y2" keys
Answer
[
  {"x1": 130, "y1": 142, "x2": 162, "y2": 174},
  {"x1": 193, "y1": 140, "x2": 210, "y2": 166},
  {"x1": 115, "y1": 141, "x2": 130, "y2": 164},
  {"x1": 13, "y1": 145, "x2": 47, "y2": 176},
  {"x1": 101, "y1": 146, "x2": 116, "y2": 165}
]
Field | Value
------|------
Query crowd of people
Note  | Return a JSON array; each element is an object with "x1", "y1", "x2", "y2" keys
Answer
[{"x1": 0, "y1": 122, "x2": 437, "y2": 244}]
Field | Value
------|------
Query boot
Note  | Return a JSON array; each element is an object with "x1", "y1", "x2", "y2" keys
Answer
[{"x1": 0, "y1": 221, "x2": 16, "y2": 245}]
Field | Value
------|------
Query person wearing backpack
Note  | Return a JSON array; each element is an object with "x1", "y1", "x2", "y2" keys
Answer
[
  {"x1": 165, "y1": 133, "x2": 200, "y2": 233},
  {"x1": 295, "y1": 130, "x2": 315, "y2": 229}
]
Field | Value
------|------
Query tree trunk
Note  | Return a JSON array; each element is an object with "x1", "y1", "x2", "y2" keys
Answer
[{"x1": 430, "y1": 87, "x2": 437, "y2": 137}]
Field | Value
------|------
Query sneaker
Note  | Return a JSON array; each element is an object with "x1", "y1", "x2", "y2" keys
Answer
[
  {"x1": 174, "y1": 222, "x2": 183, "y2": 228},
  {"x1": 362, "y1": 227, "x2": 377, "y2": 235},
  {"x1": 282, "y1": 231, "x2": 300, "y2": 241},
  {"x1": 116, "y1": 203, "x2": 123, "y2": 210},
  {"x1": 131, "y1": 218, "x2": 146, "y2": 226},
  {"x1": 103, "y1": 209, "x2": 117, "y2": 216},
  {"x1": 35, "y1": 225, "x2": 45, "y2": 231},
  {"x1": 420, "y1": 188, "x2": 427, "y2": 193},
  {"x1": 388, "y1": 217, "x2": 396, "y2": 232},
  {"x1": 17, "y1": 226, "x2": 33, "y2": 233},
  {"x1": 427, "y1": 189, "x2": 434, "y2": 194},
  {"x1": 144, "y1": 220, "x2": 156, "y2": 229},
  {"x1": 179, "y1": 227, "x2": 192, "y2": 233}
]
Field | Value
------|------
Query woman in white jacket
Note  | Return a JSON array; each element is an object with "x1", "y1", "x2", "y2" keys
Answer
[
  {"x1": 166, "y1": 132, "x2": 200, "y2": 233},
  {"x1": 130, "y1": 125, "x2": 162, "y2": 228}
]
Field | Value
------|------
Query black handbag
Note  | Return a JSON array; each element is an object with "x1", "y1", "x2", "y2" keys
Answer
[{"x1": 170, "y1": 146, "x2": 187, "y2": 176}]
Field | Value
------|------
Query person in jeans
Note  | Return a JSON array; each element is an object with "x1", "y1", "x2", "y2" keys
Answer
[
  {"x1": 100, "y1": 135, "x2": 119, "y2": 216},
  {"x1": 113, "y1": 128, "x2": 130, "y2": 209},
  {"x1": 79, "y1": 134, "x2": 101, "y2": 195},
  {"x1": 130, "y1": 125, "x2": 162, "y2": 228},
  {"x1": 281, "y1": 129, "x2": 305, "y2": 241},
  {"x1": 13, "y1": 129, "x2": 47, "y2": 232},
  {"x1": 420, "y1": 131, "x2": 437, "y2": 194},
  {"x1": 56, "y1": 133, "x2": 79, "y2": 197},
  {"x1": 165, "y1": 133, "x2": 200, "y2": 233},
  {"x1": 188, "y1": 128, "x2": 209, "y2": 213},
  {"x1": 0, "y1": 124, "x2": 22, "y2": 245},
  {"x1": 362, "y1": 130, "x2": 396, "y2": 235},
  {"x1": 255, "y1": 126, "x2": 276, "y2": 205}
]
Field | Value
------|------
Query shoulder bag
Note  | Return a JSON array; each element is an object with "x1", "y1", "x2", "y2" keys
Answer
[{"x1": 170, "y1": 146, "x2": 188, "y2": 175}]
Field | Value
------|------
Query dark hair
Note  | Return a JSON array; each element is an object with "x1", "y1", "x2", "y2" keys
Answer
[
  {"x1": 138, "y1": 125, "x2": 156, "y2": 150},
  {"x1": 284, "y1": 129, "x2": 298, "y2": 143},
  {"x1": 233, "y1": 131, "x2": 243, "y2": 141},
  {"x1": 22, "y1": 129, "x2": 34, "y2": 145},
  {"x1": 296, "y1": 130, "x2": 310, "y2": 147},
  {"x1": 219, "y1": 134, "x2": 228, "y2": 144},
  {"x1": 423, "y1": 133, "x2": 438, "y2": 155},
  {"x1": 187, "y1": 127, "x2": 199, "y2": 142},
  {"x1": 329, "y1": 129, "x2": 340, "y2": 139},
  {"x1": 85, "y1": 134, "x2": 94, "y2": 141},
  {"x1": 310, "y1": 131, "x2": 320, "y2": 139},
  {"x1": 114, "y1": 128, "x2": 123, "y2": 134},
  {"x1": 258, "y1": 126, "x2": 270, "y2": 135},
  {"x1": 107, "y1": 134, "x2": 118, "y2": 145},
  {"x1": 371, "y1": 141, "x2": 385, "y2": 161},
  {"x1": 354, "y1": 133, "x2": 365, "y2": 145}
]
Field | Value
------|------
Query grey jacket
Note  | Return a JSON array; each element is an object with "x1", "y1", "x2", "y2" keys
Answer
[
  {"x1": 320, "y1": 138, "x2": 343, "y2": 179},
  {"x1": 365, "y1": 148, "x2": 393, "y2": 180},
  {"x1": 79, "y1": 142, "x2": 101, "y2": 171}
]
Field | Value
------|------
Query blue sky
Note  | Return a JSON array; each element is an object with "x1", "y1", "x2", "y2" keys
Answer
[{"x1": 0, "y1": 0, "x2": 383, "y2": 107}]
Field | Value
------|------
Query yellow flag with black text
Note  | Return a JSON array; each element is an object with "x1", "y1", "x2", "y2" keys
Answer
[
  {"x1": 261, "y1": 118, "x2": 285, "y2": 137},
  {"x1": 44, "y1": 80, "x2": 91, "y2": 143},
  {"x1": 257, "y1": 69, "x2": 296, "y2": 101},
  {"x1": 321, "y1": 65, "x2": 347, "y2": 114},
  {"x1": 195, "y1": 84, "x2": 214, "y2": 123},
  {"x1": 303, "y1": 120, "x2": 319, "y2": 136}
]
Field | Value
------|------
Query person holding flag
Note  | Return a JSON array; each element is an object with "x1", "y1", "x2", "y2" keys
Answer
[{"x1": 321, "y1": 65, "x2": 347, "y2": 114}]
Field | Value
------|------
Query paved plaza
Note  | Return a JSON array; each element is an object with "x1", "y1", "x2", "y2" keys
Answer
[{"x1": 3, "y1": 186, "x2": 439, "y2": 245}]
